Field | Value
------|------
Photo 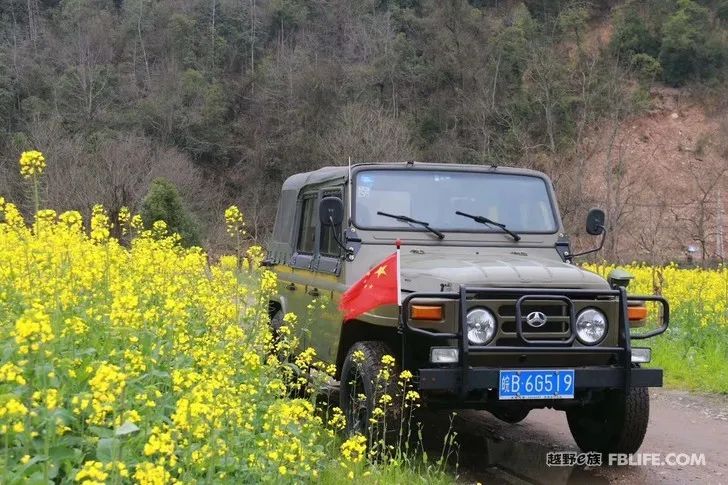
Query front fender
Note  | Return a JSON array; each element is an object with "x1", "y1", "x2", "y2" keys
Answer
[{"x1": 269, "y1": 295, "x2": 289, "y2": 316}]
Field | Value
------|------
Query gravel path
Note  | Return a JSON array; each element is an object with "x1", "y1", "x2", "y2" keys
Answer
[{"x1": 416, "y1": 389, "x2": 728, "y2": 484}]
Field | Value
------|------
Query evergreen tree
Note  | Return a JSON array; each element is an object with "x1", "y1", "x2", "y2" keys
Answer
[
  {"x1": 141, "y1": 178, "x2": 201, "y2": 247},
  {"x1": 659, "y1": 0, "x2": 719, "y2": 85},
  {"x1": 611, "y1": 10, "x2": 660, "y2": 59}
]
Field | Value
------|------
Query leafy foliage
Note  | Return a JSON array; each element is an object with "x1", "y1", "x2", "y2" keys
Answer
[
  {"x1": 611, "y1": 0, "x2": 726, "y2": 85},
  {"x1": 140, "y1": 178, "x2": 201, "y2": 247},
  {"x1": 630, "y1": 53, "x2": 663, "y2": 82},
  {"x1": 660, "y1": 0, "x2": 724, "y2": 85},
  {"x1": 719, "y1": 0, "x2": 728, "y2": 21},
  {"x1": 611, "y1": 10, "x2": 661, "y2": 58}
]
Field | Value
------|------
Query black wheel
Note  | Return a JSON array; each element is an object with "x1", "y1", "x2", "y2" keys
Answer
[
  {"x1": 270, "y1": 308, "x2": 284, "y2": 332},
  {"x1": 339, "y1": 341, "x2": 402, "y2": 437},
  {"x1": 566, "y1": 387, "x2": 650, "y2": 454},
  {"x1": 490, "y1": 407, "x2": 530, "y2": 424},
  {"x1": 267, "y1": 309, "x2": 307, "y2": 397},
  {"x1": 267, "y1": 309, "x2": 285, "y2": 359}
]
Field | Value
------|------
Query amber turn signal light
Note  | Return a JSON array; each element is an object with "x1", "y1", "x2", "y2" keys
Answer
[
  {"x1": 411, "y1": 305, "x2": 443, "y2": 321},
  {"x1": 628, "y1": 305, "x2": 648, "y2": 321}
]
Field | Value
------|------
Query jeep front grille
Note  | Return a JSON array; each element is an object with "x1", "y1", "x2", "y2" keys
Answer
[{"x1": 495, "y1": 300, "x2": 571, "y2": 345}]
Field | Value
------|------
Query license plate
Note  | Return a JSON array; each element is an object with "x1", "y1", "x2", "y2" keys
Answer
[{"x1": 498, "y1": 369, "x2": 575, "y2": 400}]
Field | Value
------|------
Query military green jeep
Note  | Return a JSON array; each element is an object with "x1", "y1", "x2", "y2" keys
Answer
[{"x1": 265, "y1": 162, "x2": 668, "y2": 454}]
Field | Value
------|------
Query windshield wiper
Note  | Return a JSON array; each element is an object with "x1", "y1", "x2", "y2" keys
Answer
[
  {"x1": 376, "y1": 211, "x2": 445, "y2": 239},
  {"x1": 455, "y1": 211, "x2": 521, "y2": 241}
]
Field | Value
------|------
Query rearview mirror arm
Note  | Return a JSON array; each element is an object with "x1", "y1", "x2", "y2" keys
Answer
[
  {"x1": 569, "y1": 226, "x2": 606, "y2": 260},
  {"x1": 328, "y1": 216, "x2": 355, "y2": 260}
]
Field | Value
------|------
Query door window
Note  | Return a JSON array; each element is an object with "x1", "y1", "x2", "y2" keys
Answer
[
  {"x1": 320, "y1": 192, "x2": 343, "y2": 258},
  {"x1": 296, "y1": 197, "x2": 317, "y2": 254}
]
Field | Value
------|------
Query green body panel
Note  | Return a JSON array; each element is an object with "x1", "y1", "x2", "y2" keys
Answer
[{"x1": 274, "y1": 265, "x2": 345, "y2": 361}]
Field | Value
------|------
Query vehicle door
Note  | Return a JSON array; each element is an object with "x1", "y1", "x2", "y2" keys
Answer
[
  {"x1": 282, "y1": 191, "x2": 318, "y2": 348},
  {"x1": 308, "y1": 188, "x2": 347, "y2": 363}
]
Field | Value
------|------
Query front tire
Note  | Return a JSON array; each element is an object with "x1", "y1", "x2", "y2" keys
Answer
[
  {"x1": 339, "y1": 341, "x2": 402, "y2": 437},
  {"x1": 267, "y1": 309, "x2": 286, "y2": 360},
  {"x1": 566, "y1": 387, "x2": 650, "y2": 454},
  {"x1": 267, "y1": 309, "x2": 307, "y2": 397}
]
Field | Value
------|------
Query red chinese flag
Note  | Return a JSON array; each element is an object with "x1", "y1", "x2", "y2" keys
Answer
[{"x1": 340, "y1": 251, "x2": 399, "y2": 320}]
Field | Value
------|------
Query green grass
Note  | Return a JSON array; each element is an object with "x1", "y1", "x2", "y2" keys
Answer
[
  {"x1": 650, "y1": 337, "x2": 728, "y2": 394},
  {"x1": 647, "y1": 308, "x2": 728, "y2": 394},
  {"x1": 319, "y1": 460, "x2": 456, "y2": 485}
]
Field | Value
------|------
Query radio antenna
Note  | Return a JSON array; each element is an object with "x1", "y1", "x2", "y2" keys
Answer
[{"x1": 347, "y1": 156, "x2": 353, "y2": 225}]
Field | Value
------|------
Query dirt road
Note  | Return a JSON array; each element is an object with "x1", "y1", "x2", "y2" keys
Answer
[{"x1": 418, "y1": 389, "x2": 728, "y2": 484}]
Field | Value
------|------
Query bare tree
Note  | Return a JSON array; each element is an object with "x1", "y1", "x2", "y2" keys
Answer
[
  {"x1": 26, "y1": 0, "x2": 39, "y2": 47},
  {"x1": 135, "y1": 0, "x2": 152, "y2": 89},
  {"x1": 56, "y1": 8, "x2": 115, "y2": 123},
  {"x1": 17, "y1": 124, "x2": 221, "y2": 241},
  {"x1": 524, "y1": 43, "x2": 566, "y2": 154},
  {"x1": 631, "y1": 199, "x2": 678, "y2": 265},
  {"x1": 320, "y1": 103, "x2": 417, "y2": 164},
  {"x1": 671, "y1": 158, "x2": 728, "y2": 265}
]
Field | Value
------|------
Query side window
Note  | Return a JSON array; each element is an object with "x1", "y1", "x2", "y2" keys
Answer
[
  {"x1": 320, "y1": 191, "x2": 343, "y2": 258},
  {"x1": 296, "y1": 196, "x2": 317, "y2": 254}
]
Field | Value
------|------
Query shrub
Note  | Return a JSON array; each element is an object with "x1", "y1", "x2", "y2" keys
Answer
[
  {"x1": 717, "y1": 0, "x2": 728, "y2": 21},
  {"x1": 659, "y1": 0, "x2": 721, "y2": 85},
  {"x1": 630, "y1": 53, "x2": 663, "y2": 82},
  {"x1": 140, "y1": 178, "x2": 201, "y2": 247},
  {"x1": 611, "y1": 12, "x2": 660, "y2": 59}
]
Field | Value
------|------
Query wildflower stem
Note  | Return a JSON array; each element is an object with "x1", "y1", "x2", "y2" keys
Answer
[
  {"x1": 43, "y1": 417, "x2": 50, "y2": 482},
  {"x1": 33, "y1": 175, "x2": 40, "y2": 215},
  {"x1": 4, "y1": 432, "x2": 8, "y2": 481}
]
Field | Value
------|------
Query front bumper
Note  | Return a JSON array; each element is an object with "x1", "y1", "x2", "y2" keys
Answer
[
  {"x1": 418, "y1": 366, "x2": 663, "y2": 391},
  {"x1": 400, "y1": 285, "x2": 669, "y2": 397}
]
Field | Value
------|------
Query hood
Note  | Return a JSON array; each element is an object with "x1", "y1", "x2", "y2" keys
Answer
[{"x1": 400, "y1": 250, "x2": 609, "y2": 292}]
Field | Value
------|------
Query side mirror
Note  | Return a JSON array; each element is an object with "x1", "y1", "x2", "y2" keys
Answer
[
  {"x1": 319, "y1": 197, "x2": 344, "y2": 226},
  {"x1": 570, "y1": 208, "x2": 607, "y2": 260},
  {"x1": 586, "y1": 208, "x2": 605, "y2": 236}
]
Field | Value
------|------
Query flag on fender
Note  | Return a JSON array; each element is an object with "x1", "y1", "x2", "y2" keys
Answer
[{"x1": 339, "y1": 247, "x2": 401, "y2": 320}]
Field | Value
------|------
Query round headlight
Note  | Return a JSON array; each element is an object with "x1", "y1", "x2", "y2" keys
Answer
[
  {"x1": 466, "y1": 308, "x2": 496, "y2": 345},
  {"x1": 575, "y1": 308, "x2": 607, "y2": 345}
]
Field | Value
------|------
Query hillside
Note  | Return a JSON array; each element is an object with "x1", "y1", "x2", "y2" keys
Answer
[
  {"x1": 579, "y1": 91, "x2": 728, "y2": 263},
  {"x1": 0, "y1": 0, "x2": 727, "y2": 261}
]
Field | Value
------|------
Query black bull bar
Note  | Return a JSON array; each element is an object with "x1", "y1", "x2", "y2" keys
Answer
[{"x1": 399, "y1": 286, "x2": 669, "y2": 398}]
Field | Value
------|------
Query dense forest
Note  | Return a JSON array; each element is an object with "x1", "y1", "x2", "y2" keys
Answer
[{"x1": 1, "y1": 0, "x2": 727, "y2": 250}]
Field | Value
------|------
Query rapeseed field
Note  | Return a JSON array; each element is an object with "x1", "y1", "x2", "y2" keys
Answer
[{"x1": 0, "y1": 151, "x2": 451, "y2": 484}]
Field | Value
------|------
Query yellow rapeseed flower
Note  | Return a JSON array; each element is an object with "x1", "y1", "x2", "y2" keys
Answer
[
  {"x1": 340, "y1": 434, "x2": 367, "y2": 463},
  {"x1": 0, "y1": 173, "x2": 405, "y2": 482},
  {"x1": 134, "y1": 462, "x2": 170, "y2": 485},
  {"x1": 224, "y1": 205, "x2": 245, "y2": 237},
  {"x1": 13, "y1": 307, "x2": 54, "y2": 354},
  {"x1": 90, "y1": 205, "x2": 110, "y2": 242},
  {"x1": 19, "y1": 150, "x2": 46, "y2": 178},
  {"x1": 0, "y1": 363, "x2": 26, "y2": 385}
]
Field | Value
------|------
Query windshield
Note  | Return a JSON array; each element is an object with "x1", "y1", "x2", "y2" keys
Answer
[{"x1": 354, "y1": 170, "x2": 558, "y2": 233}]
